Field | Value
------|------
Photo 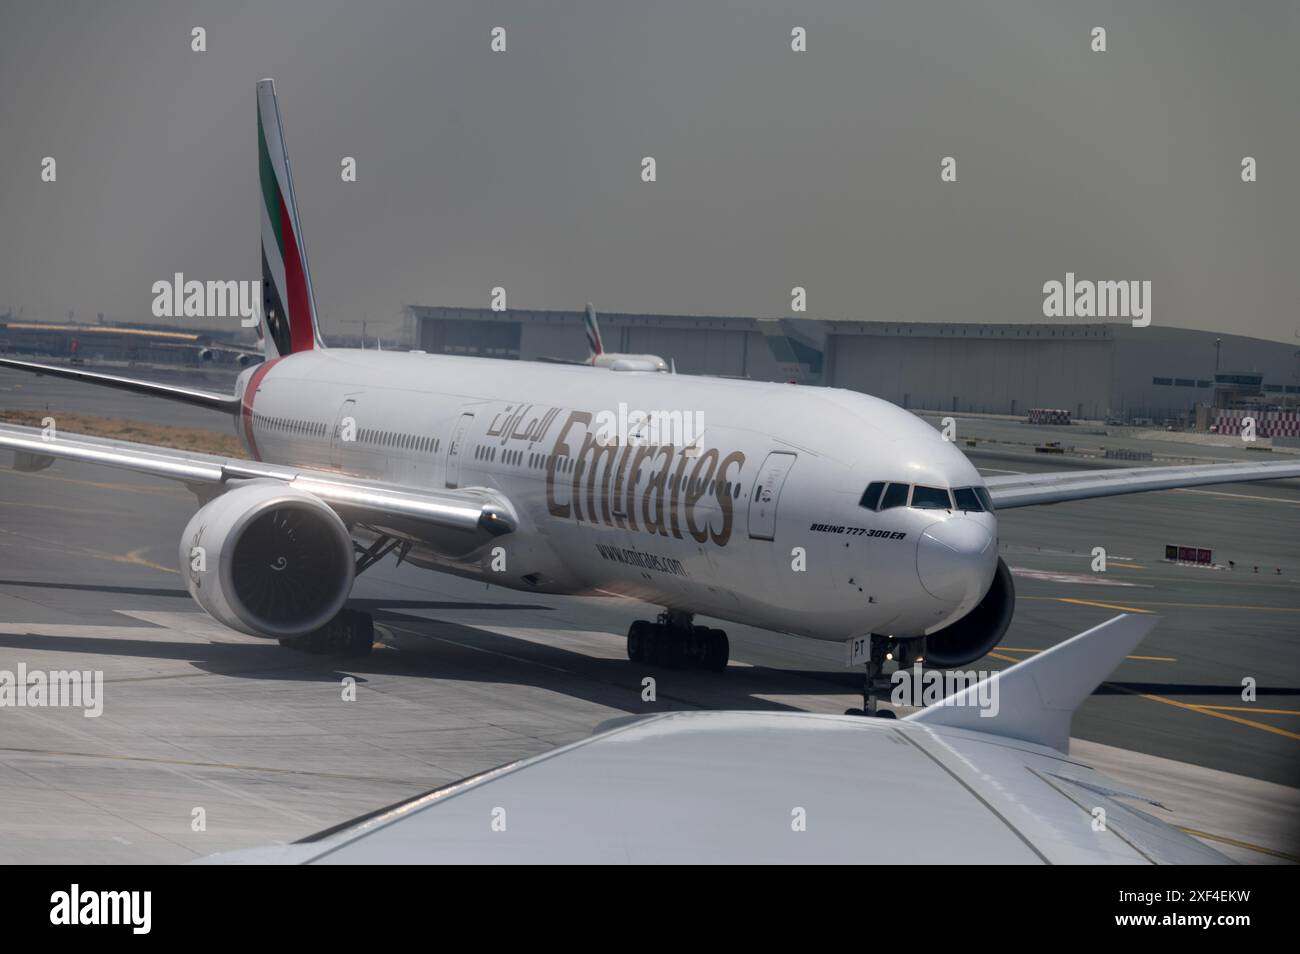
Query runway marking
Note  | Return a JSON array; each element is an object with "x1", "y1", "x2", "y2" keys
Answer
[
  {"x1": 1010, "y1": 568, "x2": 1147, "y2": 587},
  {"x1": 123, "y1": 547, "x2": 175, "y2": 573},
  {"x1": 1188, "y1": 705, "x2": 1300, "y2": 716},
  {"x1": 1176, "y1": 827, "x2": 1300, "y2": 863},
  {"x1": 986, "y1": 650, "x2": 1295, "y2": 739},
  {"x1": 1108, "y1": 562, "x2": 1144, "y2": 569},
  {"x1": 1022, "y1": 595, "x2": 1300, "y2": 614},
  {"x1": 0, "y1": 469, "x2": 188, "y2": 497},
  {"x1": 0, "y1": 527, "x2": 176, "y2": 574},
  {"x1": 1055, "y1": 598, "x2": 1154, "y2": 613},
  {"x1": 0, "y1": 499, "x2": 135, "y2": 516},
  {"x1": 1085, "y1": 573, "x2": 1299, "y2": 590},
  {"x1": 1172, "y1": 488, "x2": 1300, "y2": 505},
  {"x1": 1124, "y1": 599, "x2": 1300, "y2": 612},
  {"x1": 0, "y1": 746, "x2": 432, "y2": 786},
  {"x1": 996, "y1": 646, "x2": 1175, "y2": 662},
  {"x1": 1109, "y1": 685, "x2": 1300, "y2": 742}
]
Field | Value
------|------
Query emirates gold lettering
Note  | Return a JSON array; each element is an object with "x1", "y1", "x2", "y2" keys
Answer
[{"x1": 545, "y1": 410, "x2": 746, "y2": 547}]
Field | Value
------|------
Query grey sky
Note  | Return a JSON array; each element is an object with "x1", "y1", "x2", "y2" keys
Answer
[{"x1": 1, "y1": 0, "x2": 1296, "y2": 342}]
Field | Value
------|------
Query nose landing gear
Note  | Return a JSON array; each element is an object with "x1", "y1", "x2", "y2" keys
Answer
[
  {"x1": 844, "y1": 634, "x2": 922, "y2": 718},
  {"x1": 627, "y1": 610, "x2": 729, "y2": 672}
]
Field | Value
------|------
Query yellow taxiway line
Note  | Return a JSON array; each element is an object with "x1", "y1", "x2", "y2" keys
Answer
[
  {"x1": 997, "y1": 646, "x2": 1175, "y2": 662},
  {"x1": 1108, "y1": 685, "x2": 1300, "y2": 742},
  {"x1": 987, "y1": 640, "x2": 1299, "y2": 741},
  {"x1": 1055, "y1": 597, "x2": 1154, "y2": 613},
  {"x1": 1020, "y1": 595, "x2": 1300, "y2": 614}
]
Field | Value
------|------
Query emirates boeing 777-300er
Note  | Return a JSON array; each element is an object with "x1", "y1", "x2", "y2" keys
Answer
[{"x1": 3, "y1": 80, "x2": 1297, "y2": 714}]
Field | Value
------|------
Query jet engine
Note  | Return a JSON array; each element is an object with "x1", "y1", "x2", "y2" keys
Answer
[
  {"x1": 922, "y1": 557, "x2": 1015, "y2": 668},
  {"x1": 179, "y1": 481, "x2": 355, "y2": 639}
]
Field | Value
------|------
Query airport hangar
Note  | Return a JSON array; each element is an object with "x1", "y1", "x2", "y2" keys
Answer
[{"x1": 406, "y1": 306, "x2": 1300, "y2": 424}]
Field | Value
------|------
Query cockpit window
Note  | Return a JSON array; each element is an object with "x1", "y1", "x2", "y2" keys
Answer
[
  {"x1": 859, "y1": 481, "x2": 886, "y2": 510},
  {"x1": 879, "y1": 482, "x2": 910, "y2": 510},
  {"x1": 910, "y1": 485, "x2": 953, "y2": 510},
  {"x1": 864, "y1": 482, "x2": 987, "y2": 512}
]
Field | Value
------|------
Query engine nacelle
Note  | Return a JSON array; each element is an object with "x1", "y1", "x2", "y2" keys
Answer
[
  {"x1": 180, "y1": 481, "x2": 355, "y2": 639},
  {"x1": 923, "y1": 557, "x2": 1015, "y2": 668}
]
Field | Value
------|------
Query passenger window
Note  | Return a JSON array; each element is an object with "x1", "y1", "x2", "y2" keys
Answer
[
  {"x1": 879, "y1": 483, "x2": 909, "y2": 510},
  {"x1": 952, "y1": 487, "x2": 983, "y2": 512},
  {"x1": 859, "y1": 481, "x2": 886, "y2": 510},
  {"x1": 911, "y1": 486, "x2": 953, "y2": 510}
]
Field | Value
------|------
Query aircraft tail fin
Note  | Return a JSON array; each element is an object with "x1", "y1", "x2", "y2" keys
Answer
[
  {"x1": 904, "y1": 614, "x2": 1159, "y2": 752},
  {"x1": 584, "y1": 303, "x2": 604, "y2": 359},
  {"x1": 257, "y1": 78, "x2": 324, "y2": 358}
]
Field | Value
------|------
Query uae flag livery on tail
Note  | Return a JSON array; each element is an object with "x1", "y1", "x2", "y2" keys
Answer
[
  {"x1": 257, "y1": 79, "x2": 323, "y2": 358},
  {"x1": 584, "y1": 302, "x2": 604, "y2": 360}
]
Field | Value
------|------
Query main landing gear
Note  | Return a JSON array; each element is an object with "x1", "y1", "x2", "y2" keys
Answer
[
  {"x1": 844, "y1": 634, "x2": 922, "y2": 718},
  {"x1": 278, "y1": 608, "x2": 375, "y2": 657},
  {"x1": 627, "y1": 610, "x2": 729, "y2": 672},
  {"x1": 277, "y1": 534, "x2": 403, "y2": 658}
]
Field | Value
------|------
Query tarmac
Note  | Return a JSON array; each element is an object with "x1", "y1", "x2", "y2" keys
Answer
[{"x1": 0, "y1": 368, "x2": 1295, "y2": 863}]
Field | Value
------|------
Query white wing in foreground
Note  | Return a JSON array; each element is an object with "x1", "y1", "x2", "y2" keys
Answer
[
  {"x1": 200, "y1": 614, "x2": 1227, "y2": 864},
  {"x1": 984, "y1": 458, "x2": 1300, "y2": 509}
]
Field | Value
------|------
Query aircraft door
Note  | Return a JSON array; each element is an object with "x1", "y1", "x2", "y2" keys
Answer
[
  {"x1": 747, "y1": 451, "x2": 797, "y2": 540},
  {"x1": 445, "y1": 412, "x2": 474, "y2": 488}
]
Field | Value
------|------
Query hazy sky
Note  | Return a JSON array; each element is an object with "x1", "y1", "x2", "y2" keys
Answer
[{"x1": 2, "y1": 1, "x2": 1297, "y2": 342}]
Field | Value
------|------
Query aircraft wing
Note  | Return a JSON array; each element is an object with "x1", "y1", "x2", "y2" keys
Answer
[
  {"x1": 0, "y1": 356, "x2": 241, "y2": 412},
  {"x1": 200, "y1": 614, "x2": 1227, "y2": 865},
  {"x1": 0, "y1": 424, "x2": 515, "y2": 551},
  {"x1": 983, "y1": 458, "x2": 1300, "y2": 509}
]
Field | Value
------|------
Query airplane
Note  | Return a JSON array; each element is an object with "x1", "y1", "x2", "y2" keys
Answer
[
  {"x1": 2, "y1": 79, "x2": 1298, "y2": 716},
  {"x1": 155, "y1": 340, "x2": 262, "y2": 367},
  {"x1": 535, "y1": 302, "x2": 671, "y2": 372}
]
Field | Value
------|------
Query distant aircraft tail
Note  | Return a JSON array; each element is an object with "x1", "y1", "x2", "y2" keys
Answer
[
  {"x1": 584, "y1": 303, "x2": 604, "y2": 360},
  {"x1": 257, "y1": 79, "x2": 324, "y2": 358}
]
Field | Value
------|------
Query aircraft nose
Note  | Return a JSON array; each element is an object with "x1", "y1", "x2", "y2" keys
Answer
[{"x1": 916, "y1": 517, "x2": 995, "y2": 605}]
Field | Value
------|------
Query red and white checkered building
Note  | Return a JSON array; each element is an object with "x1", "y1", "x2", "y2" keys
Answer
[{"x1": 1215, "y1": 409, "x2": 1300, "y2": 437}]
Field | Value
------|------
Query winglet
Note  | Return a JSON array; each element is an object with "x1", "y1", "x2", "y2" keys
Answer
[{"x1": 904, "y1": 614, "x2": 1159, "y2": 752}]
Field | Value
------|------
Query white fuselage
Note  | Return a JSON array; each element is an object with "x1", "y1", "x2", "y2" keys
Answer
[{"x1": 233, "y1": 350, "x2": 998, "y2": 643}]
